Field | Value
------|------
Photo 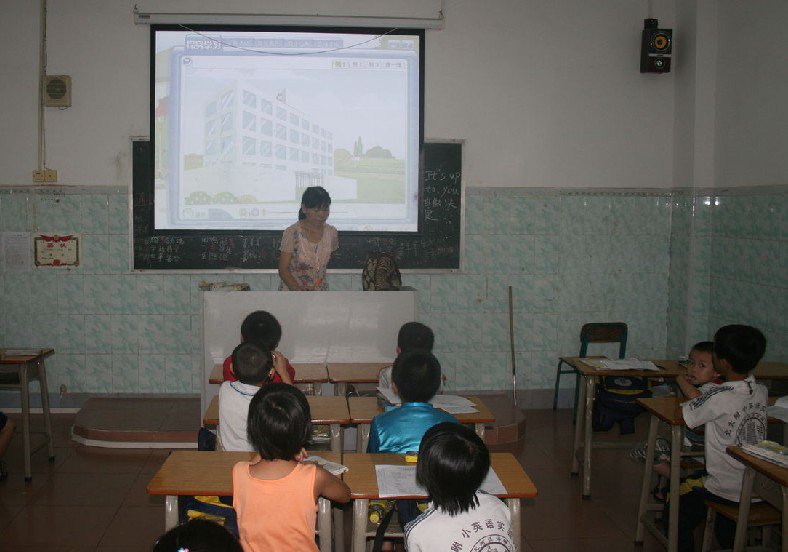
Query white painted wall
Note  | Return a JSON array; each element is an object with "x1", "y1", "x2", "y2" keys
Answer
[
  {"x1": 4, "y1": 1, "x2": 784, "y2": 190},
  {"x1": 713, "y1": 1, "x2": 788, "y2": 188},
  {"x1": 1, "y1": 0, "x2": 677, "y2": 189}
]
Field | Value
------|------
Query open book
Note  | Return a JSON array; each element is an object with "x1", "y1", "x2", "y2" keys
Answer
[{"x1": 581, "y1": 358, "x2": 660, "y2": 371}]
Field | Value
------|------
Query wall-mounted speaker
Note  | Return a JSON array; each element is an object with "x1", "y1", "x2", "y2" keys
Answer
[
  {"x1": 640, "y1": 19, "x2": 672, "y2": 73},
  {"x1": 44, "y1": 75, "x2": 72, "y2": 107}
]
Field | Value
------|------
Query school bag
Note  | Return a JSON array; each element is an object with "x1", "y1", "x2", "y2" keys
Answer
[
  {"x1": 362, "y1": 252, "x2": 402, "y2": 291},
  {"x1": 592, "y1": 375, "x2": 652, "y2": 435}
]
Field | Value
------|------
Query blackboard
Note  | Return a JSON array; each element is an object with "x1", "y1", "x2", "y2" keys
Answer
[{"x1": 132, "y1": 140, "x2": 462, "y2": 270}]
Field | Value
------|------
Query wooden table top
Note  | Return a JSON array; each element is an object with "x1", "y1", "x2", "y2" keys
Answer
[
  {"x1": 342, "y1": 452, "x2": 537, "y2": 500},
  {"x1": 0, "y1": 348, "x2": 54, "y2": 364},
  {"x1": 562, "y1": 357, "x2": 788, "y2": 380},
  {"x1": 727, "y1": 446, "x2": 788, "y2": 487},
  {"x1": 204, "y1": 394, "x2": 350, "y2": 426},
  {"x1": 146, "y1": 450, "x2": 343, "y2": 496},
  {"x1": 208, "y1": 362, "x2": 330, "y2": 385},
  {"x1": 327, "y1": 362, "x2": 391, "y2": 383},
  {"x1": 638, "y1": 395, "x2": 779, "y2": 427},
  {"x1": 347, "y1": 396, "x2": 496, "y2": 424}
]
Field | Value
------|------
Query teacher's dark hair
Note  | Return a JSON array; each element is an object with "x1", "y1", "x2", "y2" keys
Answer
[{"x1": 298, "y1": 186, "x2": 332, "y2": 220}]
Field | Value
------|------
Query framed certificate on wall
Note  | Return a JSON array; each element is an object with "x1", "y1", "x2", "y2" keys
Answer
[{"x1": 34, "y1": 234, "x2": 80, "y2": 267}]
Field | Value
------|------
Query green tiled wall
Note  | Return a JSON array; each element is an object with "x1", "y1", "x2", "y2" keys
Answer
[{"x1": 0, "y1": 187, "x2": 784, "y2": 395}]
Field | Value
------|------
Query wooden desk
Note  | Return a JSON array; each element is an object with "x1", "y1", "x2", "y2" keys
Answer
[
  {"x1": 727, "y1": 446, "x2": 788, "y2": 552},
  {"x1": 565, "y1": 357, "x2": 685, "y2": 498},
  {"x1": 208, "y1": 362, "x2": 330, "y2": 390},
  {"x1": 753, "y1": 361, "x2": 788, "y2": 380},
  {"x1": 327, "y1": 362, "x2": 390, "y2": 396},
  {"x1": 0, "y1": 348, "x2": 55, "y2": 480},
  {"x1": 347, "y1": 396, "x2": 495, "y2": 452},
  {"x1": 343, "y1": 452, "x2": 536, "y2": 552},
  {"x1": 634, "y1": 396, "x2": 780, "y2": 552},
  {"x1": 146, "y1": 450, "x2": 341, "y2": 552},
  {"x1": 204, "y1": 395, "x2": 351, "y2": 452},
  {"x1": 633, "y1": 396, "x2": 687, "y2": 552}
]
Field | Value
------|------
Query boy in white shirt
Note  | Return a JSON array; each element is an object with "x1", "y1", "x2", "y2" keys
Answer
[
  {"x1": 218, "y1": 342, "x2": 292, "y2": 451},
  {"x1": 675, "y1": 325, "x2": 768, "y2": 551}
]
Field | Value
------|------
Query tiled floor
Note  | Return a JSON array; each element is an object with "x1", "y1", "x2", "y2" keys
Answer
[{"x1": 0, "y1": 410, "x2": 667, "y2": 551}]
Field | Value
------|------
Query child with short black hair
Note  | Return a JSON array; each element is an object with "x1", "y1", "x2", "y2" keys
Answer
[
  {"x1": 222, "y1": 310, "x2": 296, "y2": 383},
  {"x1": 368, "y1": 350, "x2": 456, "y2": 454},
  {"x1": 405, "y1": 422, "x2": 515, "y2": 551},
  {"x1": 153, "y1": 518, "x2": 242, "y2": 552},
  {"x1": 218, "y1": 342, "x2": 291, "y2": 451},
  {"x1": 378, "y1": 322, "x2": 436, "y2": 394},
  {"x1": 233, "y1": 384, "x2": 350, "y2": 551},
  {"x1": 674, "y1": 325, "x2": 768, "y2": 551}
]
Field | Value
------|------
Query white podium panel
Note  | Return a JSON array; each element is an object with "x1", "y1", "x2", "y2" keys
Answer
[{"x1": 201, "y1": 291, "x2": 417, "y2": 415}]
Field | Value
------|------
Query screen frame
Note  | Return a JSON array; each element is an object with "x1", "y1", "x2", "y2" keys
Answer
[{"x1": 148, "y1": 23, "x2": 426, "y2": 237}]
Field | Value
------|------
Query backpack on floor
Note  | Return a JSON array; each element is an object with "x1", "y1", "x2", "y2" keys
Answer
[{"x1": 592, "y1": 376, "x2": 651, "y2": 435}]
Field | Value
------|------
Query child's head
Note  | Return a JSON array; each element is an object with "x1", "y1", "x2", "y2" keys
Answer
[
  {"x1": 240, "y1": 310, "x2": 282, "y2": 350},
  {"x1": 392, "y1": 350, "x2": 442, "y2": 403},
  {"x1": 416, "y1": 422, "x2": 489, "y2": 516},
  {"x1": 713, "y1": 325, "x2": 767, "y2": 375},
  {"x1": 686, "y1": 341, "x2": 717, "y2": 385},
  {"x1": 231, "y1": 342, "x2": 273, "y2": 385},
  {"x1": 153, "y1": 518, "x2": 242, "y2": 552},
  {"x1": 298, "y1": 186, "x2": 332, "y2": 220},
  {"x1": 247, "y1": 383, "x2": 312, "y2": 460},
  {"x1": 397, "y1": 322, "x2": 435, "y2": 353}
]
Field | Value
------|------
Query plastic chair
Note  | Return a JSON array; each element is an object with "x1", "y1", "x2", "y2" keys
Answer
[{"x1": 552, "y1": 322, "x2": 628, "y2": 421}]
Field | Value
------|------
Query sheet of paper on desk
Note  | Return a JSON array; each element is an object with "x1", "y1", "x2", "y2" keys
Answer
[
  {"x1": 375, "y1": 465, "x2": 506, "y2": 497},
  {"x1": 304, "y1": 456, "x2": 348, "y2": 476},
  {"x1": 767, "y1": 397, "x2": 788, "y2": 423},
  {"x1": 598, "y1": 359, "x2": 660, "y2": 371},
  {"x1": 376, "y1": 389, "x2": 478, "y2": 413}
]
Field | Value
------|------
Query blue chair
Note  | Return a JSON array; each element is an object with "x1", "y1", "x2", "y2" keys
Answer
[{"x1": 552, "y1": 322, "x2": 628, "y2": 421}]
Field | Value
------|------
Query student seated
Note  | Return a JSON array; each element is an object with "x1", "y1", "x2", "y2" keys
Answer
[
  {"x1": 218, "y1": 342, "x2": 291, "y2": 451},
  {"x1": 223, "y1": 310, "x2": 295, "y2": 384},
  {"x1": 631, "y1": 342, "x2": 720, "y2": 491},
  {"x1": 233, "y1": 384, "x2": 351, "y2": 552},
  {"x1": 368, "y1": 350, "x2": 456, "y2": 454},
  {"x1": 153, "y1": 518, "x2": 242, "y2": 552},
  {"x1": 673, "y1": 325, "x2": 768, "y2": 552},
  {"x1": 405, "y1": 422, "x2": 515, "y2": 551},
  {"x1": 0, "y1": 411, "x2": 14, "y2": 480},
  {"x1": 378, "y1": 322, "x2": 436, "y2": 395}
]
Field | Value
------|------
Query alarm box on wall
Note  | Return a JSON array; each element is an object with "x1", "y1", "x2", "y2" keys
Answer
[{"x1": 640, "y1": 19, "x2": 672, "y2": 73}]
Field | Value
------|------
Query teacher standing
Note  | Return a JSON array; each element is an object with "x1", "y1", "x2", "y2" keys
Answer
[{"x1": 278, "y1": 186, "x2": 339, "y2": 291}]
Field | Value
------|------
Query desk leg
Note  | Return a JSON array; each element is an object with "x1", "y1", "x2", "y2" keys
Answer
[
  {"x1": 732, "y1": 466, "x2": 755, "y2": 552},
  {"x1": 474, "y1": 423, "x2": 485, "y2": 440},
  {"x1": 581, "y1": 376, "x2": 595, "y2": 498},
  {"x1": 20, "y1": 364, "x2": 32, "y2": 481},
  {"x1": 667, "y1": 424, "x2": 682, "y2": 552},
  {"x1": 571, "y1": 375, "x2": 587, "y2": 476},
  {"x1": 165, "y1": 495, "x2": 178, "y2": 530},
  {"x1": 317, "y1": 497, "x2": 331, "y2": 552},
  {"x1": 352, "y1": 498, "x2": 369, "y2": 552},
  {"x1": 635, "y1": 414, "x2": 659, "y2": 543},
  {"x1": 781, "y1": 487, "x2": 787, "y2": 552},
  {"x1": 506, "y1": 498, "x2": 521, "y2": 551},
  {"x1": 333, "y1": 503, "x2": 345, "y2": 552},
  {"x1": 357, "y1": 424, "x2": 370, "y2": 453},
  {"x1": 329, "y1": 424, "x2": 342, "y2": 453},
  {"x1": 37, "y1": 359, "x2": 55, "y2": 460}
]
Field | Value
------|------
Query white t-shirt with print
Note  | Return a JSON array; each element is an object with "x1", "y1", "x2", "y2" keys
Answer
[
  {"x1": 217, "y1": 381, "x2": 259, "y2": 452},
  {"x1": 405, "y1": 492, "x2": 515, "y2": 552},
  {"x1": 681, "y1": 375, "x2": 767, "y2": 501}
]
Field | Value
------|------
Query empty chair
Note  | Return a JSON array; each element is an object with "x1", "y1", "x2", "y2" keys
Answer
[{"x1": 552, "y1": 322, "x2": 628, "y2": 421}]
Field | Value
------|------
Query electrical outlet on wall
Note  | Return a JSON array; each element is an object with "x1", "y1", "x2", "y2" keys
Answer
[{"x1": 32, "y1": 169, "x2": 58, "y2": 182}]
